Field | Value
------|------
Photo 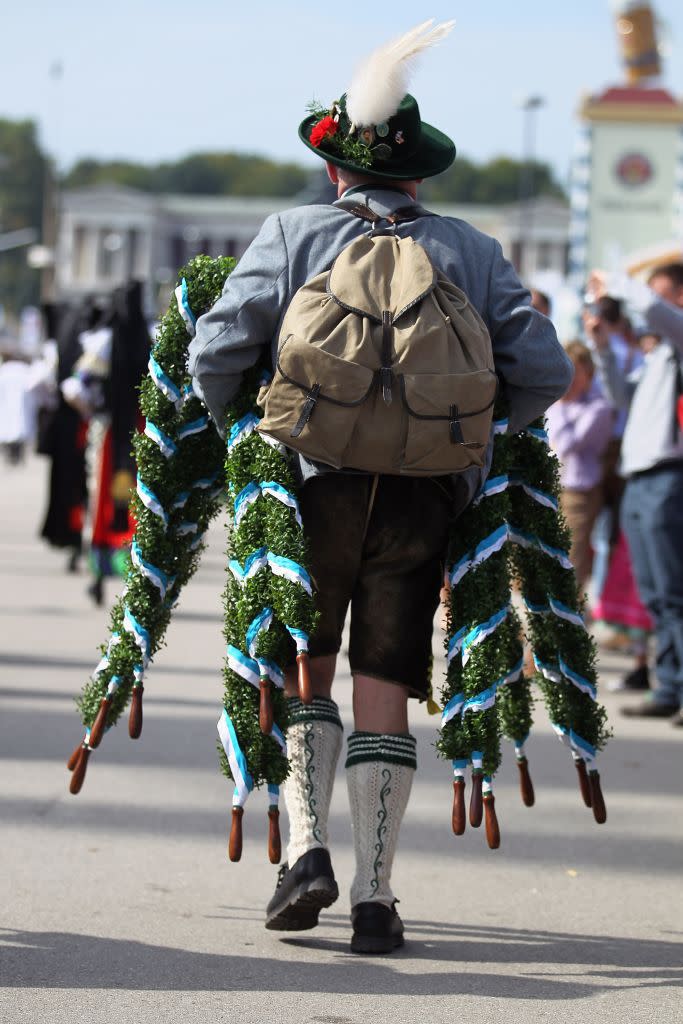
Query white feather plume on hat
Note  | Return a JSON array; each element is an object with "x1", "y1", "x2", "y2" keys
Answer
[{"x1": 345, "y1": 18, "x2": 455, "y2": 129}]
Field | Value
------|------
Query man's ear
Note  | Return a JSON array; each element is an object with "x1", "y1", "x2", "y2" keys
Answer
[{"x1": 325, "y1": 162, "x2": 339, "y2": 185}]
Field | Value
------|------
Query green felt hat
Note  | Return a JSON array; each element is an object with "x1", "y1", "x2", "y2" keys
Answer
[{"x1": 299, "y1": 94, "x2": 455, "y2": 181}]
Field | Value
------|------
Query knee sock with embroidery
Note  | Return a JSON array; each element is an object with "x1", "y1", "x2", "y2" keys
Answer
[
  {"x1": 346, "y1": 731, "x2": 416, "y2": 908},
  {"x1": 283, "y1": 696, "x2": 343, "y2": 866}
]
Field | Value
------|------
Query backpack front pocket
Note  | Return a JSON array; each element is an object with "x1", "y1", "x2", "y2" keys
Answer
[
  {"x1": 400, "y1": 369, "x2": 498, "y2": 474},
  {"x1": 258, "y1": 335, "x2": 375, "y2": 468}
]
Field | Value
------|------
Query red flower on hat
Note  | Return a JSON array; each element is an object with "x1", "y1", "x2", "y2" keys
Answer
[{"x1": 310, "y1": 115, "x2": 338, "y2": 148}]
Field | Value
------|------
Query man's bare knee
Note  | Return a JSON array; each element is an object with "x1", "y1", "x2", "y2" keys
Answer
[{"x1": 284, "y1": 653, "x2": 337, "y2": 698}]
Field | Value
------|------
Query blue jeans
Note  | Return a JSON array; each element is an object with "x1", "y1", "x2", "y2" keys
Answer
[{"x1": 622, "y1": 463, "x2": 683, "y2": 708}]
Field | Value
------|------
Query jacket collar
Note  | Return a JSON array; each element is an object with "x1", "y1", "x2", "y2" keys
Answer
[{"x1": 334, "y1": 185, "x2": 418, "y2": 217}]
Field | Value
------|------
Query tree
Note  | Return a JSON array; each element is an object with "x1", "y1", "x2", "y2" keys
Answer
[
  {"x1": 0, "y1": 119, "x2": 46, "y2": 314},
  {"x1": 422, "y1": 155, "x2": 566, "y2": 205}
]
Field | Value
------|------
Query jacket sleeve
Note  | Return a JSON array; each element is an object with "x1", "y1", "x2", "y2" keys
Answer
[
  {"x1": 484, "y1": 240, "x2": 574, "y2": 432},
  {"x1": 187, "y1": 214, "x2": 289, "y2": 435}
]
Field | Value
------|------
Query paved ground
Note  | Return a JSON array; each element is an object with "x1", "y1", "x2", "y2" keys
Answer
[{"x1": 1, "y1": 454, "x2": 681, "y2": 1024}]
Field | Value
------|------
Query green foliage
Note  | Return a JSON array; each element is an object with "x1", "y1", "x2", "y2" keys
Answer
[
  {"x1": 0, "y1": 119, "x2": 46, "y2": 312},
  {"x1": 423, "y1": 155, "x2": 566, "y2": 205}
]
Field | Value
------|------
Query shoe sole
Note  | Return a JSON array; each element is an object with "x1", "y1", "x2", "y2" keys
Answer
[
  {"x1": 350, "y1": 932, "x2": 404, "y2": 955},
  {"x1": 265, "y1": 877, "x2": 339, "y2": 931}
]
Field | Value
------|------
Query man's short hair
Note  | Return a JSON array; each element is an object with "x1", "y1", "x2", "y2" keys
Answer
[
  {"x1": 648, "y1": 262, "x2": 683, "y2": 290},
  {"x1": 595, "y1": 295, "x2": 622, "y2": 324}
]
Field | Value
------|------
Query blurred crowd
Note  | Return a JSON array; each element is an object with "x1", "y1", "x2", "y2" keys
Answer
[{"x1": 540, "y1": 262, "x2": 683, "y2": 724}]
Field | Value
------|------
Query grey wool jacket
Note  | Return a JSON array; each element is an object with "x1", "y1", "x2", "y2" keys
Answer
[{"x1": 188, "y1": 186, "x2": 573, "y2": 496}]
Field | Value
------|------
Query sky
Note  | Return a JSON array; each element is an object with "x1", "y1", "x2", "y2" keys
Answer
[{"x1": 3, "y1": 0, "x2": 683, "y2": 186}]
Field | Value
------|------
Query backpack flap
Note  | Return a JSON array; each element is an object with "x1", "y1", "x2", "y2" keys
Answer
[
  {"x1": 257, "y1": 334, "x2": 375, "y2": 468},
  {"x1": 328, "y1": 234, "x2": 436, "y2": 322},
  {"x1": 399, "y1": 369, "x2": 498, "y2": 473}
]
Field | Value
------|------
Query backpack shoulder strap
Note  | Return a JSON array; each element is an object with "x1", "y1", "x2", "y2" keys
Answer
[{"x1": 335, "y1": 200, "x2": 436, "y2": 227}]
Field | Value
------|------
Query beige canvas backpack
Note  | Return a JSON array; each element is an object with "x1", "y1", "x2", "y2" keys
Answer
[{"x1": 257, "y1": 204, "x2": 498, "y2": 476}]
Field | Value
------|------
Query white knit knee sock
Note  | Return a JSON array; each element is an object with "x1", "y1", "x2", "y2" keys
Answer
[
  {"x1": 346, "y1": 731, "x2": 416, "y2": 908},
  {"x1": 283, "y1": 696, "x2": 343, "y2": 866}
]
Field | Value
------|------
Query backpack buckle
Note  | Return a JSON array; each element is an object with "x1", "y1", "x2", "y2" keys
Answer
[
  {"x1": 291, "y1": 383, "x2": 321, "y2": 438},
  {"x1": 449, "y1": 405, "x2": 464, "y2": 445}
]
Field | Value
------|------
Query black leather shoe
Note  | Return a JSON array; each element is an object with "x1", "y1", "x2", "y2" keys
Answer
[
  {"x1": 607, "y1": 664, "x2": 650, "y2": 693},
  {"x1": 265, "y1": 848, "x2": 338, "y2": 931},
  {"x1": 350, "y1": 901, "x2": 404, "y2": 955},
  {"x1": 621, "y1": 699, "x2": 679, "y2": 718}
]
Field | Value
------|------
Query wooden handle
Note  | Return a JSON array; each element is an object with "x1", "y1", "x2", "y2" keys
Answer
[
  {"x1": 575, "y1": 758, "x2": 592, "y2": 808},
  {"x1": 229, "y1": 806, "x2": 244, "y2": 862},
  {"x1": 517, "y1": 757, "x2": 535, "y2": 807},
  {"x1": 69, "y1": 746, "x2": 90, "y2": 795},
  {"x1": 451, "y1": 778, "x2": 466, "y2": 835},
  {"x1": 268, "y1": 808, "x2": 282, "y2": 864},
  {"x1": 589, "y1": 771, "x2": 607, "y2": 824},
  {"x1": 67, "y1": 741, "x2": 84, "y2": 772},
  {"x1": 297, "y1": 652, "x2": 313, "y2": 705},
  {"x1": 128, "y1": 685, "x2": 144, "y2": 739},
  {"x1": 483, "y1": 794, "x2": 501, "y2": 849},
  {"x1": 89, "y1": 697, "x2": 111, "y2": 749},
  {"x1": 469, "y1": 771, "x2": 483, "y2": 828},
  {"x1": 259, "y1": 679, "x2": 274, "y2": 735}
]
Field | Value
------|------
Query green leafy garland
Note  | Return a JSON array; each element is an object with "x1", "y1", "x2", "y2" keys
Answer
[
  {"x1": 438, "y1": 407, "x2": 611, "y2": 848},
  {"x1": 67, "y1": 256, "x2": 234, "y2": 790},
  {"x1": 67, "y1": 254, "x2": 610, "y2": 861}
]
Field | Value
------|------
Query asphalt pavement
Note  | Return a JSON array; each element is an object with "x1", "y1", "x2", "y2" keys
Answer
[{"x1": 1, "y1": 454, "x2": 681, "y2": 1024}]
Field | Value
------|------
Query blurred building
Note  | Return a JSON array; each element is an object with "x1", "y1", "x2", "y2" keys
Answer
[{"x1": 55, "y1": 184, "x2": 569, "y2": 311}]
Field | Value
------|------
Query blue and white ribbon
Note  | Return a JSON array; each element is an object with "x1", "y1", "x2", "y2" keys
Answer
[
  {"x1": 189, "y1": 531, "x2": 205, "y2": 551},
  {"x1": 446, "y1": 625, "x2": 468, "y2": 665},
  {"x1": 493, "y1": 418, "x2": 509, "y2": 435},
  {"x1": 475, "y1": 474, "x2": 509, "y2": 502},
  {"x1": 228, "y1": 413, "x2": 260, "y2": 453},
  {"x1": 246, "y1": 608, "x2": 274, "y2": 658},
  {"x1": 227, "y1": 645, "x2": 261, "y2": 688},
  {"x1": 261, "y1": 482, "x2": 303, "y2": 527},
  {"x1": 441, "y1": 692, "x2": 465, "y2": 726},
  {"x1": 569, "y1": 730, "x2": 596, "y2": 762},
  {"x1": 92, "y1": 633, "x2": 121, "y2": 678},
  {"x1": 176, "y1": 521, "x2": 199, "y2": 537},
  {"x1": 552, "y1": 721, "x2": 570, "y2": 747},
  {"x1": 269, "y1": 722, "x2": 287, "y2": 754},
  {"x1": 267, "y1": 553, "x2": 312, "y2": 596},
  {"x1": 106, "y1": 675, "x2": 123, "y2": 697},
  {"x1": 267, "y1": 783, "x2": 280, "y2": 807},
  {"x1": 549, "y1": 597, "x2": 585, "y2": 629},
  {"x1": 461, "y1": 659, "x2": 524, "y2": 717},
  {"x1": 136, "y1": 476, "x2": 168, "y2": 529},
  {"x1": 193, "y1": 472, "x2": 221, "y2": 491},
  {"x1": 533, "y1": 655, "x2": 562, "y2": 684},
  {"x1": 559, "y1": 656, "x2": 597, "y2": 700},
  {"x1": 133, "y1": 664, "x2": 144, "y2": 685},
  {"x1": 471, "y1": 750, "x2": 484, "y2": 772},
  {"x1": 539, "y1": 539, "x2": 573, "y2": 570},
  {"x1": 257, "y1": 658, "x2": 285, "y2": 689},
  {"x1": 229, "y1": 547, "x2": 269, "y2": 585},
  {"x1": 287, "y1": 627, "x2": 309, "y2": 653},
  {"x1": 448, "y1": 525, "x2": 508, "y2": 587},
  {"x1": 182, "y1": 382, "x2": 195, "y2": 405},
  {"x1": 178, "y1": 415, "x2": 210, "y2": 441},
  {"x1": 523, "y1": 596, "x2": 548, "y2": 615},
  {"x1": 525, "y1": 426, "x2": 549, "y2": 445},
  {"x1": 172, "y1": 491, "x2": 190, "y2": 510},
  {"x1": 131, "y1": 539, "x2": 171, "y2": 600},
  {"x1": 217, "y1": 708, "x2": 253, "y2": 806},
  {"x1": 175, "y1": 278, "x2": 196, "y2": 337},
  {"x1": 452, "y1": 758, "x2": 469, "y2": 779},
  {"x1": 123, "y1": 607, "x2": 151, "y2": 668},
  {"x1": 483, "y1": 776, "x2": 494, "y2": 796},
  {"x1": 514, "y1": 736, "x2": 529, "y2": 759},
  {"x1": 461, "y1": 605, "x2": 509, "y2": 667},
  {"x1": 148, "y1": 353, "x2": 182, "y2": 408},
  {"x1": 520, "y1": 482, "x2": 558, "y2": 511},
  {"x1": 234, "y1": 482, "x2": 261, "y2": 527},
  {"x1": 144, "y1": 420, "x2": 177, "y2": 459}
]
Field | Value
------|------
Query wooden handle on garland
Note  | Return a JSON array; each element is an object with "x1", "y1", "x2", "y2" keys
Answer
[
  {"x1": 267, "y1": 808, "x2": 282, "y2": 864},
  {"x1": 89, "y1": 697, "x2": 111, "y2": 749},
  {"x1": 128, "y1": 685, "x2": 144, "y2": 739},
  {"x1": 297, "y1": 652, "x2": 313, "y2": 705},
  {"x1": 451, "y1": 779, "x2": 466, "y2": 835},
  {"x1": 69, "y1": 746, "x2": 90, "y2": 795},
  {"x1": 574, "y1": 758, "x2": 592, "y2": 808},
  {"x1": 483, "y1": 794, "x2": 501, "y2": 849},
  {"x1": 469, "y1": 772, "x2": 483, "y2": 828},
  {"x1": 517, "y1": 757, "x2": 535, "y2": 807},
  {"x1": 229, "y1": 806, "x2": 244, "y2": 862},
  {"x1": 67, "y1": 741, "x2": 84, "y2": 772},
  {"x1": 589, "y1": 770, "x2": 607, "y2": 824},
  {"x1": 259, "y1": 679, "x2": 274, "y2": 735}
]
